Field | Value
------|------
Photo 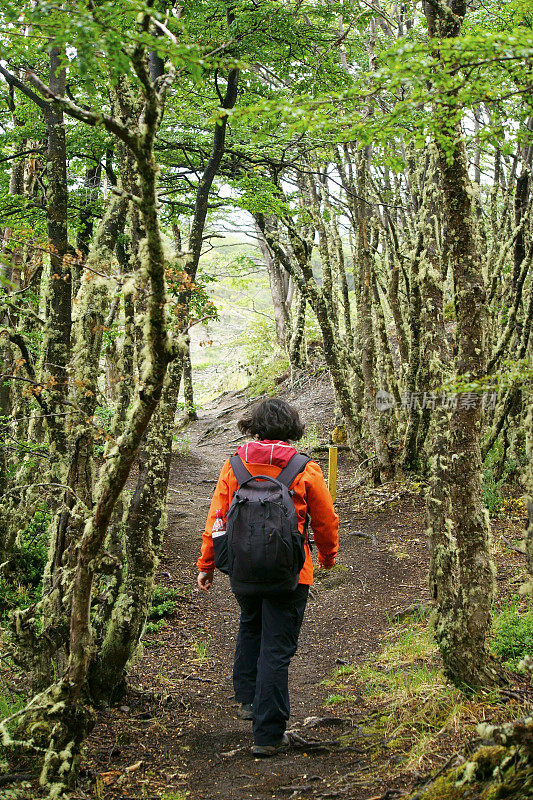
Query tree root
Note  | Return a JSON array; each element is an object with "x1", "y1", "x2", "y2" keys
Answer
[
  {"x1": 287, "y1": 729, "x2": 340, "y2": 751},
  {"x1": 300, "y1": 715, "x2": 348, "y2": 728},
  {"x1": 0, "y1": 679, "x2": 96, "y2": 799},
  {"x1": 403, "y1": 718, "x2": 533, "y2": 800}
]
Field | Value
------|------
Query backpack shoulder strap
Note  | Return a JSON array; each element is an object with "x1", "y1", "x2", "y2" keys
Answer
[
  {"x1": 276, "y1": 453, "x2": 311, "y2": 489},
  {"x1": 229, "y1": 454, "x2": 252, "y2": 487}
]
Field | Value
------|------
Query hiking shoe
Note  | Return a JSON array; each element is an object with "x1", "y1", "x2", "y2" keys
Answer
[
  {"x1": 252, "y1": 733, "x2": 290, "y2": 757},
  {"x1": 236, "y1": 703, "x2": 253, "y2": 720}
]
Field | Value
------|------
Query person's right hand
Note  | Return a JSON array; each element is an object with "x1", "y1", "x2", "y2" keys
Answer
[{"x1": 197, "y1": 571, "x2": 214, "y2": 592}]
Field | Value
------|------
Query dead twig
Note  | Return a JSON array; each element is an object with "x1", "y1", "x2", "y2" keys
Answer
[
  {"x1": 181, "y1": 674, "x2": 214, "y2": 683},
  {"x1": 0, "y1": 772, "x2": 34, "y2": 787},
  {"x1": 374, "y1": 492, "x2": 402, "y2": 507},
  {"x1": 278, "y1": 781, "x2": 322, "y2": 793},
  {"x1": 501, "y1": 535, "x2": 526, "y2": 555}
]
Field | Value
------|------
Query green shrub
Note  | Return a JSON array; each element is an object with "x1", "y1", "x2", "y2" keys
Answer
[
  {"x1": 0, "y1": 689, "x2": 25, "y2": 762},
  {"x1": 0, "y1": 506, "x2": 49, "y2": 617},
  {"x1": 303, "y1": 307, "x2": 323, "y2": 345},
  {"x1": 246, "y1": 355, "x2": 289, "y2": 397},
  {"x1": 144, "y1": 620, "x2": 167, "y2": 634},
  {"x1": 93, "y1": 405, "x2": 115, "y2": 458},
  {"x1": 491, "y1": 606, "x2": 533, "y2": 666},
  {"x1": 482, "y1": 468, "x2": 504, "y2": 517},
  {"x1": 149, "y1": 585, "x2": 186, "y2": 621},
  {"x1": 0, "y1": 689, "x2": 24, "y2": 721},
  {"x1": 149, "y1": 599, "x2": 178, "y2": 620}
]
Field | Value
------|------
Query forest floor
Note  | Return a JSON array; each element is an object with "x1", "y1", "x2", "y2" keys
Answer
[{"x1": 64, "y1": 376, "x2": 529, "y2": 800}]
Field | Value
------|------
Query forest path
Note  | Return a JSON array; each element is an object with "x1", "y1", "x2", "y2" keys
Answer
[{"x1": 77, "y1": 381, "x2": 431, "y2": 800}]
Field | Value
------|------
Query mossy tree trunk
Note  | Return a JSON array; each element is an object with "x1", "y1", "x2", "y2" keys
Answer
[
  {"x1": 256, "y1": 216, "x2": 292, "y2": 350},
  {"x1": 22, "y1": 195, "x2": 128, "y2": 689},
  {"x1": 0, "y1": 22, "x2": 182, "y2": 794},
  {"x1": 255, "y1": 208, "x2": 367, "y2": 462},
  {"x1": 524, "y1": 347, "x2": 533, "y2": 595},
  {"x1": 182, "y1": 344, "x2": 197, "y2": 420},
  {"x1": 337, "y1": 144, "x2": 408, "y2": 473},
  {"x1": 89, "y1": 35, "x2": 239, "y2": 704},
  {"x1": 42, "y1": 46, "x2": 71, "y2": 465},
  {"x1": 0, "y1": 115, "x2": 27, "y2": 563},
  {"x1": 89, "y1": 357, "x2": 183, "y2": 702},
  {"x1": 182, "y1": 35, "x2": 239, "y2": 408},
  {"x1": 288, "y1": 285, "x2": 307, "y2": 372},
  {"x1": 423, "y1": 0, "x2": 500, "y2": 691},
  {"x1": 354, "y1": 149, "x2": 394, "y2": 482}
]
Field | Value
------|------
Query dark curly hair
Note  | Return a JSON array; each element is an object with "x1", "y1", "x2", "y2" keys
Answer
[{"x1": 238, "y1": 398, "x2": 305, "y2": 442}]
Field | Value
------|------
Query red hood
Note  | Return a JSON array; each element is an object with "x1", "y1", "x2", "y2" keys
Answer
[{"x1": 236, "y1": 440, "x2": 297, "y2": 469}]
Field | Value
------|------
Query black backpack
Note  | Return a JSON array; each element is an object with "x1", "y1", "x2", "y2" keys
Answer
[{"x1": 212, "y1": 452, "x2": 310, "y2": 595}]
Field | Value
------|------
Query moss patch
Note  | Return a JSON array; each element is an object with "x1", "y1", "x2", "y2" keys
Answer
[{"x1": 409, "y1": 746, "x2": 533, "y2": 800}]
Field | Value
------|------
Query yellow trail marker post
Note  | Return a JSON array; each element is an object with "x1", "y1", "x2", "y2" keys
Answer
[{"x1": 328, "y1": 445, "x2": 338, "y2": 503}]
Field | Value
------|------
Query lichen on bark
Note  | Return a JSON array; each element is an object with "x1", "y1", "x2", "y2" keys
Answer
[
  {"x1": 1, "y1": 26, "x2": 181, "y2": 796},
  {"x1": 423, "y1": 0, "x2": 500, "y2": 691}
]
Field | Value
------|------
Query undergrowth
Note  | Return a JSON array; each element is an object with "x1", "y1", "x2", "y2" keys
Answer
[
  {"x1": 490, "y1": 604, "x2": 533, "y2": 667},
  {"x1": 0, "y1": 506, "x2": 49, "y2": 618},
  {"x1": 0, "y1": 660, "x2": 25, "y2": 765},
  {"x1": 323, "y1": 615, "x2": 529, "y2": 779},
  {"x1": 482, "y1": 440, "x2": 527, "y2": 518},
  {"x1": 245, "y1": 351, "x2": 289, "y2": 398},
  {"x1": 144, "y1": 585, "x2": 189, "y2": 634},
  {"x1": 233, "y1": 316, "x2": 290, "y2": 397},
  {"x1": 299, "y1": 422, "x2": 320, "y2": 451}
]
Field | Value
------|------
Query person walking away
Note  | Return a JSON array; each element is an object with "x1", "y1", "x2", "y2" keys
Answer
[{"x1": 197, "y1": 398, "x2": 339, "y2": 756}]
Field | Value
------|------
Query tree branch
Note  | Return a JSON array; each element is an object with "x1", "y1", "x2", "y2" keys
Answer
[
  {"x1": 0, "y1": 64, "x2": 50, "y2": 113},
  {"x1": 25, "y1": 71, "x2": 140, "y2": 152}
]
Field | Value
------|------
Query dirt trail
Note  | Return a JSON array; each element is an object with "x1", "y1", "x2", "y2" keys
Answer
[{"x1": 77, "y1": 381, "x2": 431, "y2": 800}]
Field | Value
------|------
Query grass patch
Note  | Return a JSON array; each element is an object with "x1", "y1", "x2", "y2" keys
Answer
[
  {"x1": 322, "y1": 618, "x2": 527, "y2": 778},
  {"x1": 324, "y1": 692, "x2": 358, "y2": 707},
  {"x1": 490, "y1": 604, "x2": 533, "y2": 667},
  {"x1": 144, "y1": 585, "x2": 190, "y2": 635},
  {"x1": 245, "y1": 352, "x2": 290, "y2": 398},
  {"x1": 379, "y1": 621, "x2": 436, "y2": 665},
  {"x1": 0, "y1": 684, "x2": 26, "y2": 764},
  {"x1": 233, "y1": 316, "x2": 290, "y2": 398},
  {"x1": 192, "y1": 636, "x2": 211, "y2": 664},
  {"x1": 0, "y1": 689, "x2": 24, "y2": 722},
  {"x1": 173, "y1": 431, "x2": 191, "y2": 456},
  {"x1": 499, "y1": 495, "x2": 527, "y2": 521},
  {"x1": 313, "y1": 563, "x2": 351, "y2": 590},
  {"x1": 482, "y1": 467, "x2": 505, "y2": 517},
  {"x1": 332, "y1": 663, "x2": 357, "y2": 678},
  {"x1": 144, "y1": 620, "x2": 167, "y2": 634},
  {"x1": 481, "y1": 439, "x2": 527, "y2": 519}
]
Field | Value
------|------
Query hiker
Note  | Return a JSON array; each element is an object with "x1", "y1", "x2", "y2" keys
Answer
[{"x1": 197, "y1": 398, "x2": 339, "y2": 757}]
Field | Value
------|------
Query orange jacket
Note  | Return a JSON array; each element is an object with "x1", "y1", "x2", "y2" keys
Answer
[{"x1": 198, "y1": 449, "x2": 339, "y2": 585}]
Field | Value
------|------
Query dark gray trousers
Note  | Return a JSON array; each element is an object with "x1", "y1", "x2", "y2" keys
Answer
[{"x1": 233, "y1": 584, "x2": 309, "y2": 745}]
